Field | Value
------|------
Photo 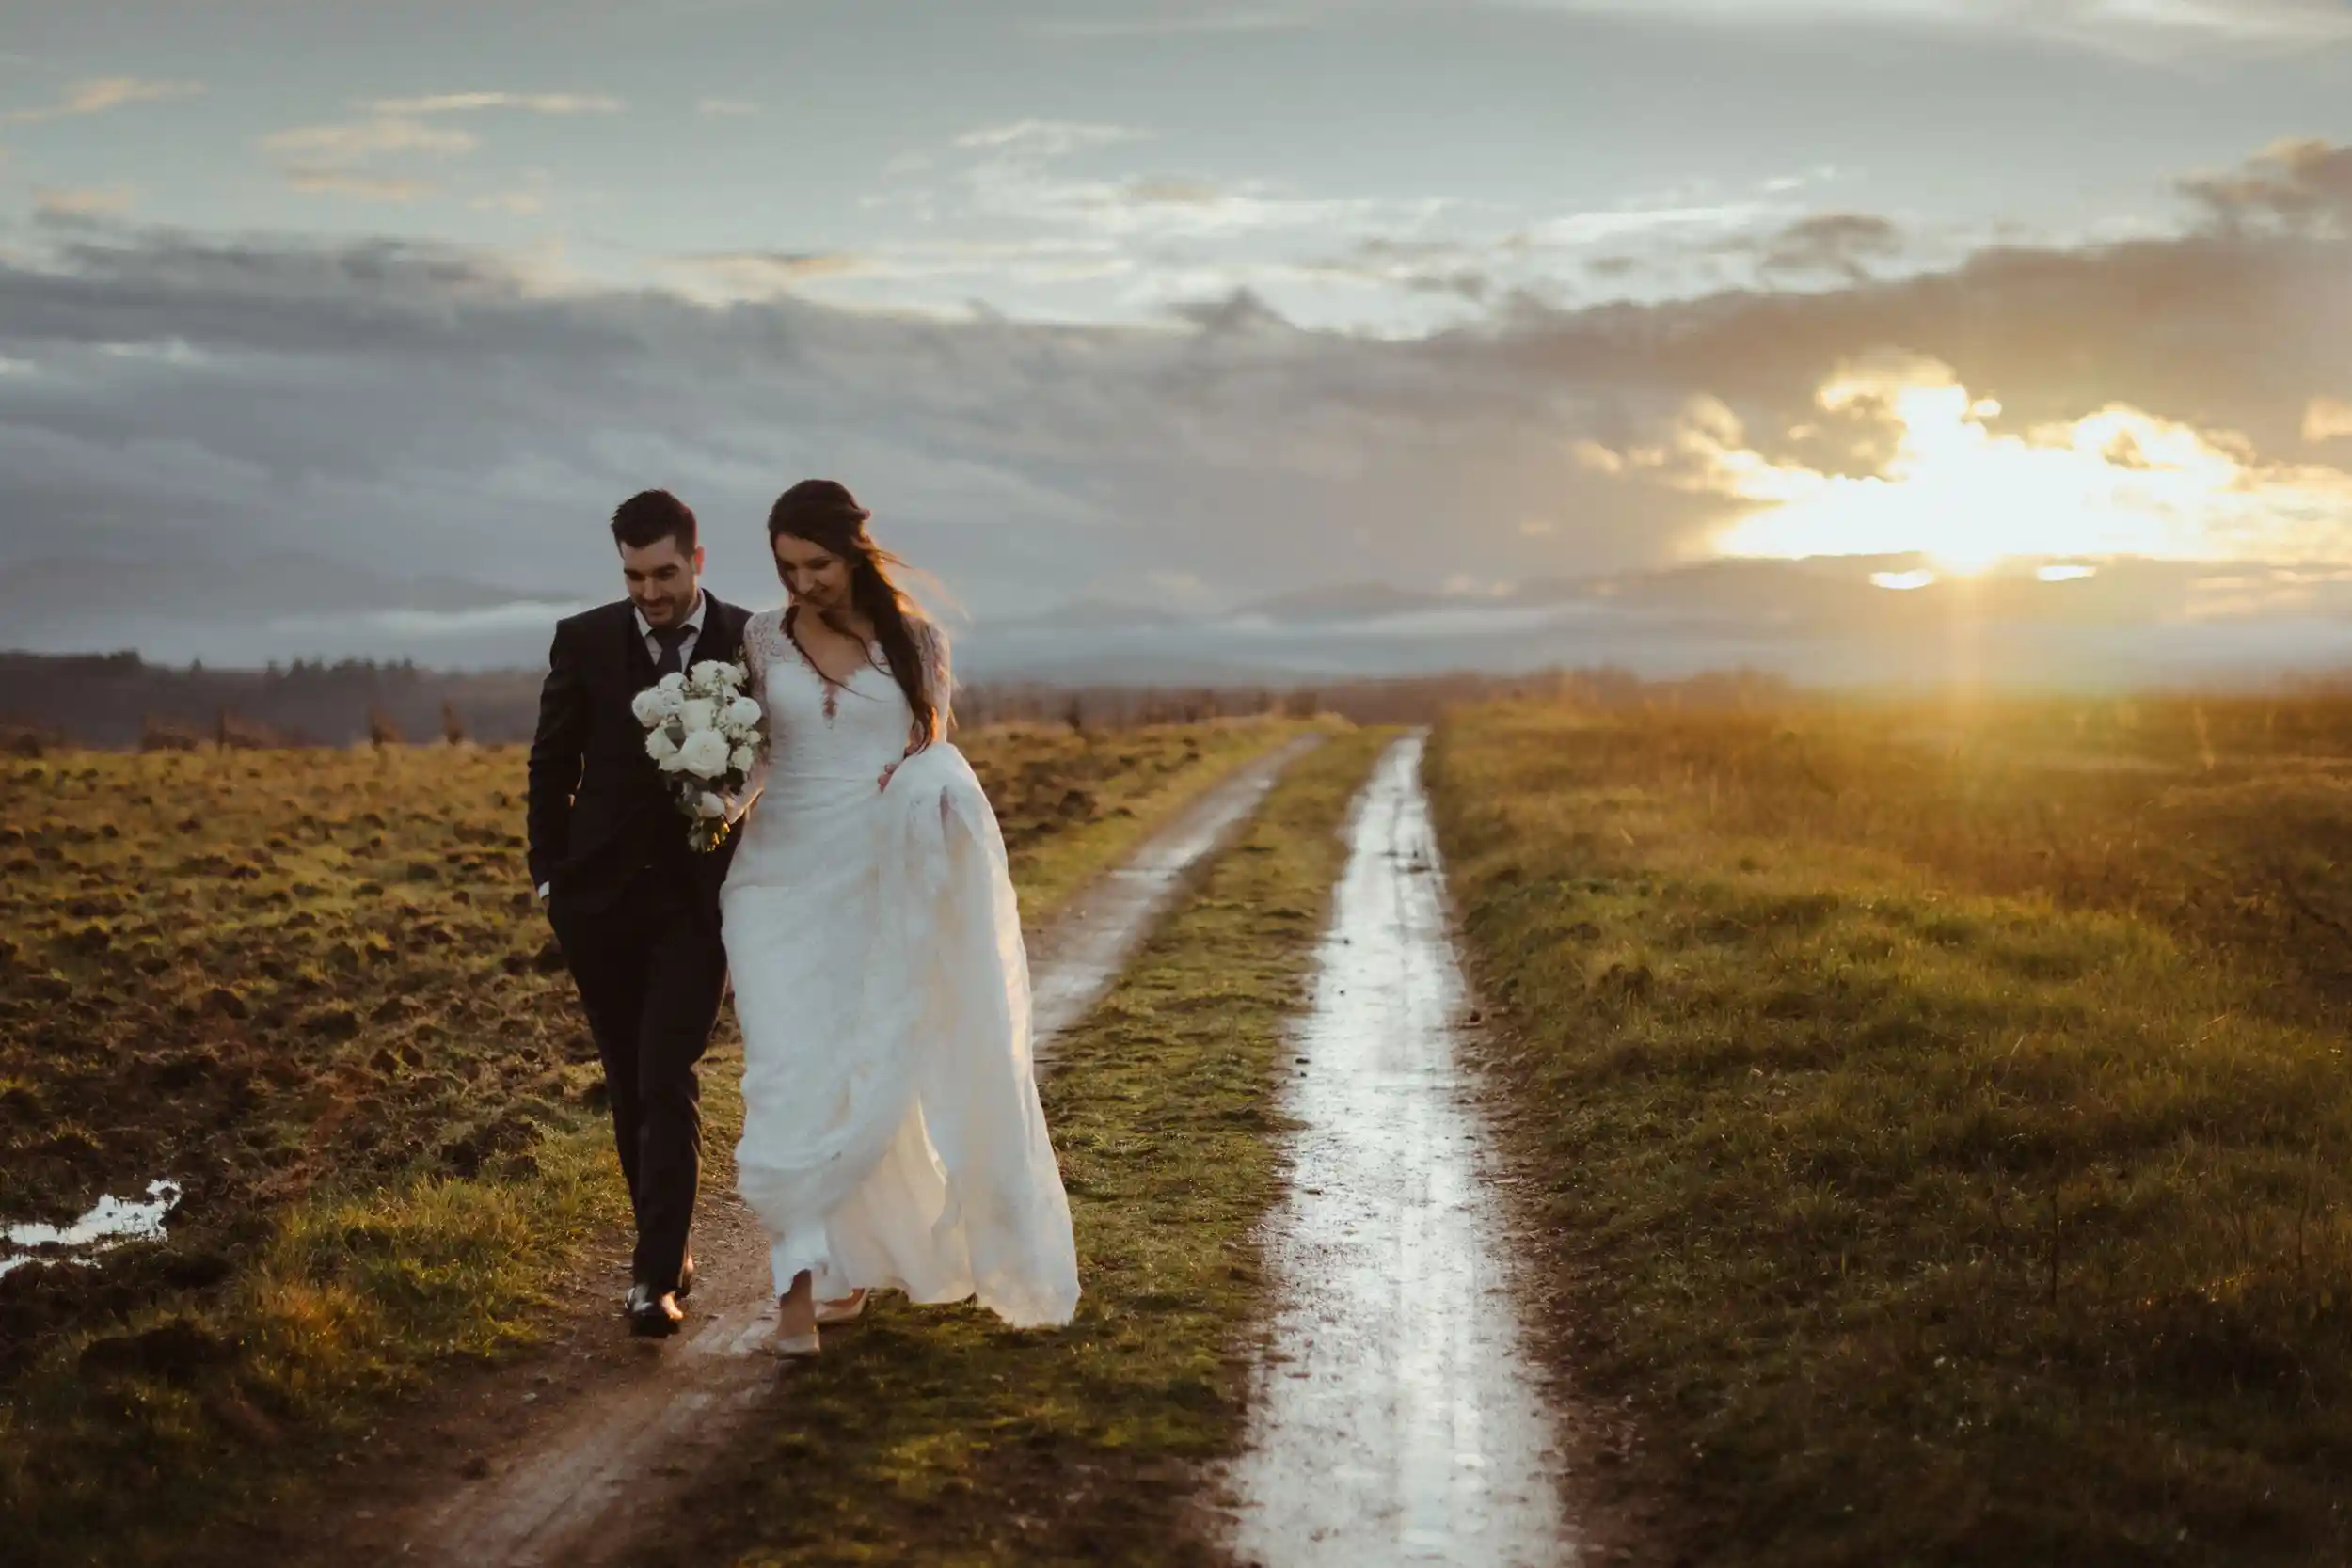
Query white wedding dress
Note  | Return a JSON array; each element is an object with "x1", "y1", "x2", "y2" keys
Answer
[{"x1": 720, "y1": 607, "x2": 1079, "y2": 1329}]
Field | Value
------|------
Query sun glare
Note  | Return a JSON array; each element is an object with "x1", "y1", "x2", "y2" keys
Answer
[{"x1": 1599, "y1": 356, "x2": 2352, "y2": 572}]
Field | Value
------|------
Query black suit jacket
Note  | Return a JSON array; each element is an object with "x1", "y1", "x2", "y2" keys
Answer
[{"x1": 527, "y1": 594, "x2": 751, "y2": 911}]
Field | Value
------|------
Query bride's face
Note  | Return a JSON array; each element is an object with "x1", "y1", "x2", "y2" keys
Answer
[{"x1": 772, "y1": 532, "x2": 854, "y2": 614}]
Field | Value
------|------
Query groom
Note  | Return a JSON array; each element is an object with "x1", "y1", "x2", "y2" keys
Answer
[{"x1": 528, "y1": 489, "x2": 749, "y2": 1337}]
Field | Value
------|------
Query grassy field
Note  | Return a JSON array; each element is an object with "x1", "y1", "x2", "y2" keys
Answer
[
  {"x1": 634, "y1": 727, "x2": 1392, "y2": 1568},
  {"x1": 1428, "y1": 695, "x2": 2352, "y2": 1567},
  {"x1": 0, "y1": 718, "x2": 1296, "y2": 1564}
]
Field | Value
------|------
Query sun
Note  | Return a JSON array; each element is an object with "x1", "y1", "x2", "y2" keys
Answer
[{"x1": 1653, "y1": 356, "x2": 2352, "y2": 571}]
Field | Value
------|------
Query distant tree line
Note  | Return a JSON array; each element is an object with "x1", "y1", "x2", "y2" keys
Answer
[
  {"x1": 0, "y1": 649, "x2": 1803, "y2": 755},
  {"x1": 0, "y1": 651, "x2": 544, "y2": 752}
]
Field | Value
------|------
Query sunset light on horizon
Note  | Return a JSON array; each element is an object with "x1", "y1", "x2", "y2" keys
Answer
[{"x1": 1645, "y1": 357, "x2": 2352, "y2": 576}]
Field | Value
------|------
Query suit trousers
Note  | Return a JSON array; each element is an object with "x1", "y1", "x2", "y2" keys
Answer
[{"x1": 548, "y1": 863, "x2": 727, "y2": 1292}]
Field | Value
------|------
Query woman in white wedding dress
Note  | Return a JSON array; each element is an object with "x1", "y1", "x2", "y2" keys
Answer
[{"x1": 722, "y1": 479, "x2": 1079, "y2": 1355}]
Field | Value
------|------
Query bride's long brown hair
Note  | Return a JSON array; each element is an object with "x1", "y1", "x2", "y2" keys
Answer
[{"x1": 765, "y1": 479, "x2": 946, "y2": 748}]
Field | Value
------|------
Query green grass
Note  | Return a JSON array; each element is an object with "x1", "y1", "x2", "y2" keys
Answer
[
  {"x1": 1, "y1": 721, "x2": 1301, "y2": 1567},
  {"x1": 980, "y1": 719, "x2": 1308, "y2": 929},
  {"x1": 1427, "y1": 701, "x2": 2352, "y2": 1568},
  {"x1": 633, "y1": 727, "x2": 1393, "y2": 1568}
]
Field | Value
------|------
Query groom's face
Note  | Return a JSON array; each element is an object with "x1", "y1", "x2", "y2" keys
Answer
[{"x1": 620, "y1": 535, "x2": 704, "y2": 627}]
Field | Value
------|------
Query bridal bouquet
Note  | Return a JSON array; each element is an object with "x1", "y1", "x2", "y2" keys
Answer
[{"x1": 632, "y1": 659, "x2": 763, "y2": 852}]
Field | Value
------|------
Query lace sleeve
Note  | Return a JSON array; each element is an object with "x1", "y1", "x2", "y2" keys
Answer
[
  {"x1": 737, "y1": 608, "x2": 784, "y2": 816},
  {"x1": 743, "y1": 608, "x2": 783, "y2": 717},
  {"x1": 914, "y1": 617, "x2": 953, "y2": 732}
]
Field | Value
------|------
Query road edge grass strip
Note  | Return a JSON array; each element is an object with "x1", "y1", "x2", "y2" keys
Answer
[
  {"x1": 5, "y1": 723, "x2": 1300, "y2": 1568},
  {"x1": 1427, "y1": 702, "x2": 2352, "y2": 1568},
  {"x1": 1000, "y1": 717, "x2": 1313, "y2": 930},
  {"x1": 635, "y1": 726, "x2": 1393, "y2": 1568}
]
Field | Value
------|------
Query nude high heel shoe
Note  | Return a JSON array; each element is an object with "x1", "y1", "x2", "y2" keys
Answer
[
  {"x1": 771, "y1": 1294, "x2": 821, "y2": 1358},
  {"x1": 816, "y1": 1289, "x2": 869, "y2": 1326}
]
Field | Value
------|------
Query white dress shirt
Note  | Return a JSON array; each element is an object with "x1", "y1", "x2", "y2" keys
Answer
[{"x1": 638, "y1": 592, "x2": 707, "y2": 670}]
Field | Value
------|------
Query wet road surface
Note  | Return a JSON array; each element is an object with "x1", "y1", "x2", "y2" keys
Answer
[{"x1": 1223, "y1": 732, "x2": 1575, "y2": 1567}]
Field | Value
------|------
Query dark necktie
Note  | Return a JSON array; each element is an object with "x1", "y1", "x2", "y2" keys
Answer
[{"x1": 652, "y1": 621, "x2": 695, "y2": 676}]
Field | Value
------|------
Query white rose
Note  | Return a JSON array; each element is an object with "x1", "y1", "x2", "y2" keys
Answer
[
  {"x1": 730, "y1": 743, "x2": 757, "y2": 771},
  {"x1": 715, "y1": 662, "x2": 748, "y2": 689},
  {"x1": 688, "y1": 659, "x2": 732, "y2": 691},
  {"x1": 630, "y1": 688, "x2": 668, "y2": 727},
  {"x1": 723, "y1": 696, "x2": 762, "y2": 733},
  {"x1": 659, "y1": 746, "x2": 690, "y2": 773},
  {"x1": 678, "y1": 729, "x2": 732, "y2": 779},
  {"x1": 677, "y1": 697, "x2": 718, "y2": 733},
  {"x1": 658, "y1": 672, "x2": 687, "y2": 694},
  {"x1": 645, "y1": 728, "x2": 679, "y2": 763},
  {"x1": 694, "y1": 790, "x2": 726, "y2": 818}
]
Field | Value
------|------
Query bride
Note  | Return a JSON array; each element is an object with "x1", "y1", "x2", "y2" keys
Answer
[{"x1": 722, "y1": 478, "x2": 1079, "y2": 1355}]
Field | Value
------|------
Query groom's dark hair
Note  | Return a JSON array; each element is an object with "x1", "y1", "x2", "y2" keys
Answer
[{"x1": 611, "y1": 489, "x2": 698, "y2": 553}]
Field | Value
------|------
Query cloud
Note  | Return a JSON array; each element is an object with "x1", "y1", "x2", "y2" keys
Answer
[
  {"x1": 1526, "y1": 199, "x2": 1777, "y2": 247},
  {"x1": 662, "y1": 240, "x2": 1132, "y2": 302},
  {"x1": 469, "y1": 191, "x2": 548, "y2": 215},
  {"x1": 1, "y1": 76, "x2": 202, "y2": 126},
  {"x1": 1753, "y1": 213, "x2": 1905, "y2": 280},
  {"x1": 1295, "y1": 238, "x2": 1499, "y2": 302},
  {"x1": 285, "y1": 169, "x2": 438, "y2": 203},
  {"x1": 1496, "y1": 0, "x2": 2352, "y2": 52},
  {"x1": 370, "y1": 91, "x2": 624, "y2": 115},
  {"x1": 666, "y1": 250, "x2": 879, "y2": 297},
  {"x1": 2310, "y1": 397, "x2": 2352, "y2": 443},
  {"x1": 954, "y1": 119, "x2": 1145, "y2": 155},
  {"x1": 961, "y1": 150, "x2": 1408, "y2": 242},
  {"x1": 261, "y1": 118, "x2": 478, "y2": 164},
  {"x1": 1022, "y1": 8, "x2": 1323, "y2": 38},
  {"x1": 2036, "y1": 0, "x2": 2352, "y2": 46},
  {"x1": 260, "y1": 115, "x2": 478, "y2": 201},
  {"x1": 34, "y1": 186, "x2": 135, "y2": 219},
  {"x1": 2181, "y1": 137, "x2": 2352, "y2": 236},
  {"x1": 6, "y1": 137, "x2": 2352, "y2": 660}
]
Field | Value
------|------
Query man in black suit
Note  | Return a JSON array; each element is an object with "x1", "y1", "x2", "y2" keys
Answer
[{"x1": 528, "y1": 490, "x2": 750, "y2": 1337}]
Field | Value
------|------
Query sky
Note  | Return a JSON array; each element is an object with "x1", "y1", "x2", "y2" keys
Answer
[{"x1": 4, "y1": 0, "x2": 2352, "y2": 671}]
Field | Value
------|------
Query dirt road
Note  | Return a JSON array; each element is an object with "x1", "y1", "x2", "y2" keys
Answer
[
  {"x1": 1221, "y1": 733, "x2": 1575, "y2": 1566},
  {"x1": 395, "y1": 735, "x2": 1319, "y2": 1567}
]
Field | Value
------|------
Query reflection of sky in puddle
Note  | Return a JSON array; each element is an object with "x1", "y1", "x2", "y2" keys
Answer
[{"x1": 0, "y1": 1180, "x2": 182, "y2": 1279}]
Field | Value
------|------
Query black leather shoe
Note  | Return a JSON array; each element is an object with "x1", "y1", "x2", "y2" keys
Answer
[{"x1": 626, "y1": 1283, "x2": 685, "y2": 1338}]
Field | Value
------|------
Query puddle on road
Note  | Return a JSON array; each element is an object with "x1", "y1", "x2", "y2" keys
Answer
[
  {"x1": 0, "y1": 1180, "x2": 183, "y2": 1279},
  {"x1": 1224, "y1": 733, "x2": 1573, "y2": 1567}
]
